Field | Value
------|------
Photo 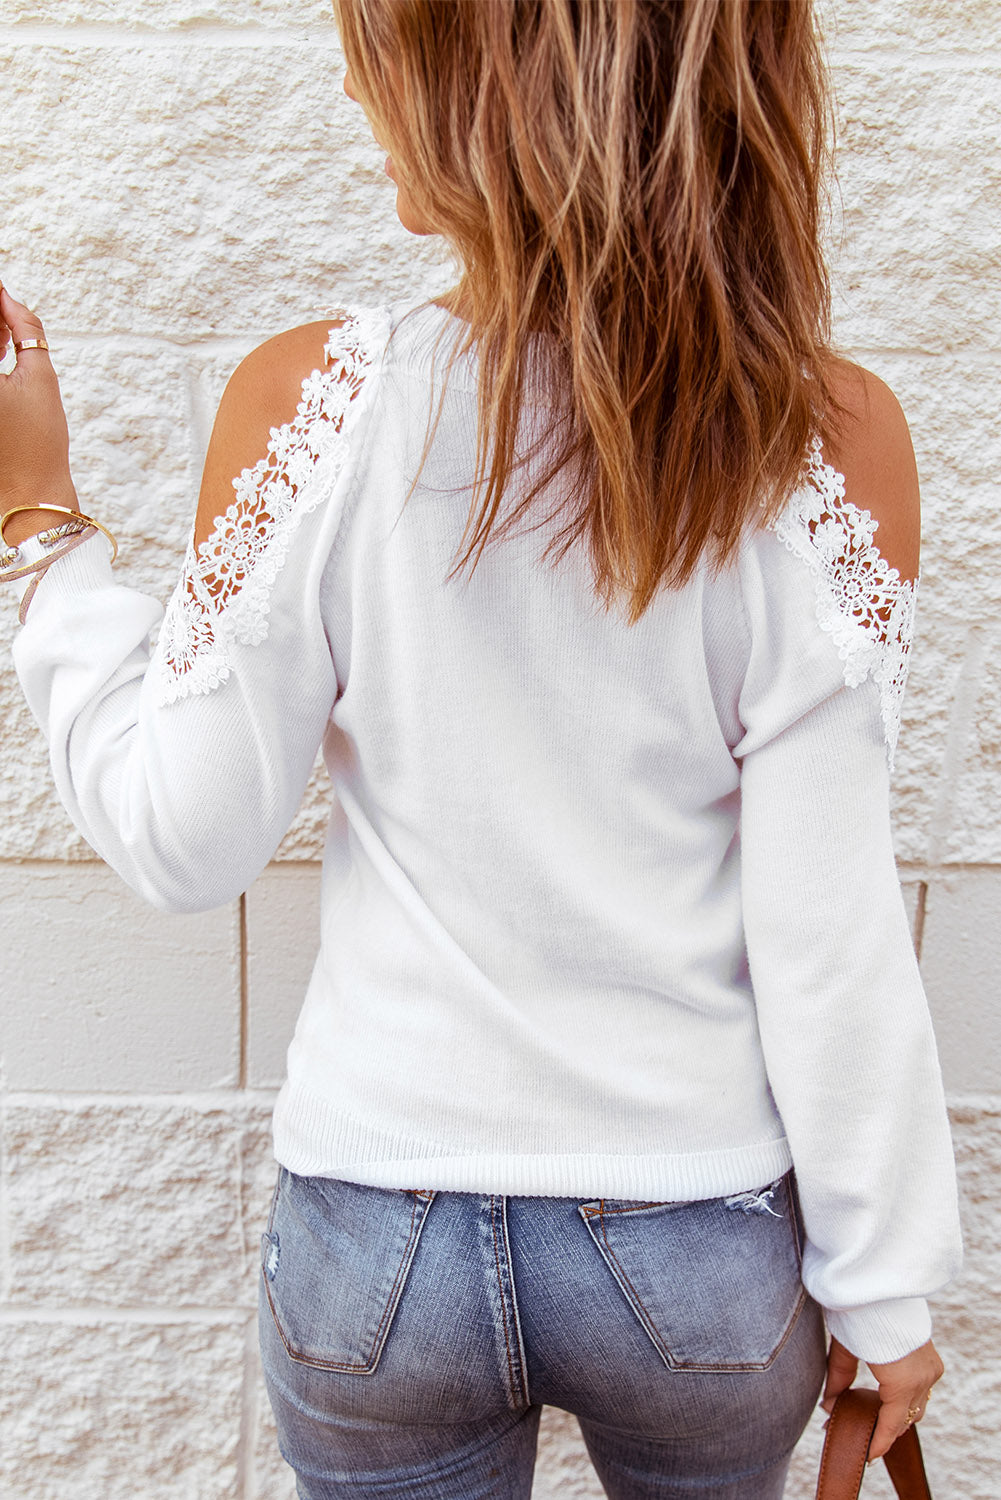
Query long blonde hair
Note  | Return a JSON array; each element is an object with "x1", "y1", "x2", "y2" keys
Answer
[{"x1": 333, "y1": 0, "x2": 842, "y2": 622}]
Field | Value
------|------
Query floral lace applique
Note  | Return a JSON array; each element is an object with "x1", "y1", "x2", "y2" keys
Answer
[
  {"x1": 770, "y1": 433, "x2": 918, "y2": 774},
  {"x1": 152, "y1": 305, "x2": 391, "y2": 706}
]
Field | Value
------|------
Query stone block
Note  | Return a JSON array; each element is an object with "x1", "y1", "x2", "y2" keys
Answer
[
  {"x1": 34, "y1": 341, "x2": 194, "y2": 595},
  {"x1": 3, "y1": 1096, "x2": 275, "y2": 1308},
  {"x1": 0, "y1": 1317, "x2": 246, "y2": 1500},
  {"x1": 854, "y1": 353, "x2": 1001, "y2": 498},
  {"x1": 850, "y1": 353, "x2": 1001, "y2": 626},
  {"x1": 936, "y1": 1102, "x2": 1001, "y2": 1335},
  {"x1": 854, "y1": 355, "x2": 1001, "y2": 865},
  {"x1": 0, "y1": 343, "x2": 196, "y2": 861},
  {"x1": 0, "y1": 862, "x2": 240, "y2": 1090},
  {"x1": 887, "y1": 618, "x2": 966, "y2": 866},
  {"x1": 0, "y1": 43, "x2": 453, "y2": 340},
  {"x1": 245, "y1": 862, "x2": 323, "y2": 1087},
  {"x1": 0, "y1": 633, "x2": 87, "y2": 861},
  {"x1": 271, "y1": 755, "x2": 333, "y2": 860},
  {"x1": 920, "y1": 871, "x2": 1001, "y2": 1094},
  {"x1": 827, "y1": 61, "x2": 1001, "y2": 354},
  {"x1": 936, "y1": 627, "x2": 1001, "y2": 865},
  {"x1": 912, "y1": 1103, "x2": 1001, "y2": 1499}
]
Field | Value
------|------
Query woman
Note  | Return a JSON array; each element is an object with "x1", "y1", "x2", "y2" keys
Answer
[{"x1": 0, "y1": 2, "x2": 960, "y2": 1496}]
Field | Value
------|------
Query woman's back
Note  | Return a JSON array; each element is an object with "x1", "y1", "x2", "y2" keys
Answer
[{"x1": 278, "y1": 299, "x2": 774, "y2": 1195}]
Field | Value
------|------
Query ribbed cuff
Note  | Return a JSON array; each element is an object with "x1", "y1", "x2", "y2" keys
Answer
[
  {"x1": 15, "y1": 531, "x2": 116, "y2": 612},
  {"x1": 824, "y1": 1297, "x2": 932, "y2": 1364}
]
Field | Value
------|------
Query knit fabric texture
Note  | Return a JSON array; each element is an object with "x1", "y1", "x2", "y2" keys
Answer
[{"x1": 9, "y1": 298, "x2": 962, "y2": 1364}]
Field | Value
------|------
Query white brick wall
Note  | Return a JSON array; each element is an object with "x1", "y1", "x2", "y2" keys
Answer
[{"x1": 1, "y1": 2, "x2": 999, "y2": 1495}]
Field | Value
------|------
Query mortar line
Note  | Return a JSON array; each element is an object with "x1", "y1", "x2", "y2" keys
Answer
[
  {"x1": 825, "y1": 47, "x2": 1001, "y2": 68},
  {"x1": 0, "y1": 1086, "x2": 10, "y2": 1306},
  {"x1": 0, "y1": 1304, "x2": 253, "y2": 1323},
  {"x1": 183, "y1": 357, "x2": 212, "y2": 498},
  {"x1": 912, "y1": 880, "x2": 928, "y2": 964},
  {"x1": 839, "y1": 347, "x2": 1001, "y2": 364},
  {"x1": 0, "y1": 25, "x2": 342, "y2": 47},
  {"x1": 0, "y1": 855, "x2": 323, "y2": 867},
  {"x1": 3, "y1": 1089, "x2": 277, "y2": 1107},
  {"x1": 945, "y1": 1092, "x2": 1001, "y2": 1113},
  {"x1": 895, "y1": 861, "x2": 1001, "y2": 875}
]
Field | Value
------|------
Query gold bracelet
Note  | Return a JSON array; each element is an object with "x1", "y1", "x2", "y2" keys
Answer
[
  {"x1": 0, "y1": 503, "x2": 119, "y2": 563},
  {"x1": 1, "y1": 527, "x2": 97, "y2": 582}
]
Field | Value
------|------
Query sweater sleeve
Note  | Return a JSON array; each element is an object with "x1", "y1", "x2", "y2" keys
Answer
[
  {"x1": 8, "y1": 309, "x2": 390, "y2": 915},
  {"x1": 733, "y1": 439, "x2": 962, "y2": 1364}
]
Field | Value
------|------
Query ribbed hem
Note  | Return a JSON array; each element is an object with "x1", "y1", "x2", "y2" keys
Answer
[
  {"x1": 17, "y1": 531, "x2": 115, "y2": 610},
  {"x1": 270, "y1": 1079, "x2": 793, "y2": 1201},
  {"x1": 824, "y1": 1297, "x2": 932, "y2": 1363}
]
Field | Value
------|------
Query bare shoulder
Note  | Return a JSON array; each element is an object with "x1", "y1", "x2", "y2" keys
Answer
[
  {"x1": 819, "y1": 359, "x2": 921, "y2": 584},
  {"x1": 193, "y1": 317, "x2": 347, "y2": 552}
]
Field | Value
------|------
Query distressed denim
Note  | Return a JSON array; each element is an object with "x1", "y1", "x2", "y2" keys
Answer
[{"x1": 258, "y1": 1167, "x2": 826, "y2": 1499}]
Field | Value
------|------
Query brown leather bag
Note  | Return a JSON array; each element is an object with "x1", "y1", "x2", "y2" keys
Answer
[{"x1": 816, "y1": 1388, "x2": 933, "y2": 1499}]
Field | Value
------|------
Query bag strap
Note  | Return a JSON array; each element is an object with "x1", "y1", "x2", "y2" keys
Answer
[{"x1": 816, "y1": 1388, "x2": 932, "y2": 1500}]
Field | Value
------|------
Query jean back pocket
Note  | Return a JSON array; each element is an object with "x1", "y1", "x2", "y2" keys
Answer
[
  {"x1": 261, "y1": 1169, "x2": 436, "y2": 1375},
  {"x1": 578, "y1": 1173, "x2": 805, "y2": 1372}
]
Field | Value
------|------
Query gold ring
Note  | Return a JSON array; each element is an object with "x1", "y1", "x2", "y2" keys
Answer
[
  {"x1": 906, "y1": 1405, "x2": 922, "y2": 1423},
  {"x1": 13, "y1": 338, "x2": 49, "y2": 353}
]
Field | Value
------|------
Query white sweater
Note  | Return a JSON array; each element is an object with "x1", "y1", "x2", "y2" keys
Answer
[{"x1": 10, "y1": 299, "x2": 961, "y2": 1363}]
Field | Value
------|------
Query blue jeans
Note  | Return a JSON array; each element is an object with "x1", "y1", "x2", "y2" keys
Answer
[{"x1": 258, "y1": 1168, "x2": 826, "y2": 1498}]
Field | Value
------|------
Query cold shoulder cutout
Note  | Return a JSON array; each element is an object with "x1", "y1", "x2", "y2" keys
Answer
[
  {"x1": 154, "y1": 307, "x2": 393, "y2": 703},
  {"x1": 766, "y1": 434, "x2": 918, "y2": 772}
]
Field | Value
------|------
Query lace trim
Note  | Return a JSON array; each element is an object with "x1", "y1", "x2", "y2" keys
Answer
[
  {"x1": 152, "y1": 305, "x2": 390, "y2": 706},
  {"x1": 770, "y1": 434, "x2": 918, "y2": 774}
]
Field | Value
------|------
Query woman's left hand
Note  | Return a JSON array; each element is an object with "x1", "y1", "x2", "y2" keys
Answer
[
  {"x1": 821, "y1": 1335, "x2": 945, "y2": 1463},
  {"x1": 0, "y1": 282, "x2": 79, "y2": 541}
]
